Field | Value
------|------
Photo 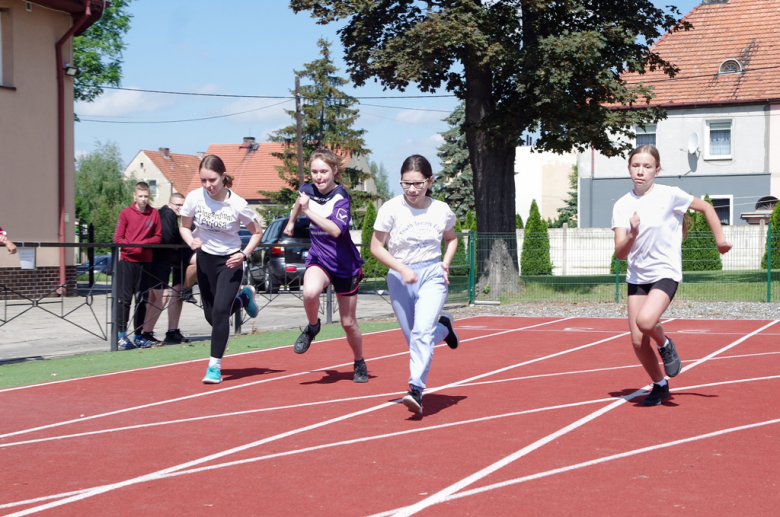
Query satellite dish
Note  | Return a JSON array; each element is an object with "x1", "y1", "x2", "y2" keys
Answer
[{"x1": 688, "y1": 132, "x2": 700, "y2": 154}]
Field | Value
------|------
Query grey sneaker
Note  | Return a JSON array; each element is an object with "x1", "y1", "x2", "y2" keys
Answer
[
  {"x1": 642, "y1": 382, "x2": 671, "y2": 406},
  {"x1": 353, "y1": 359, "x2": 368, "y2": 383},
  {"x1": 294, "y1": 319, "x2": 320, "y2": 354},
  {"x1": 402, "y1": 389, "x2": 423, "y2": 414},
  {"x1": 658, "y1": 337, "x2": 681, "y2": 377},
  {"x1": 133, "y1": 335, "x2": 154, "y2": 349},
  {"x1": 117, "y1": 336, "x2": 136, "y2": 351},
  {"x1": 439, "y1": 312, "x2": 459, "y2": 349},
  {"x1": 141, "y1": 332, "x2": 162, "y2": 347}
]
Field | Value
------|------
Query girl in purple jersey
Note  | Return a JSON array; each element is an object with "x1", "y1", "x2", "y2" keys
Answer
[{"x1": 285, "y1": 149, "x2": 367, "y2": 383}]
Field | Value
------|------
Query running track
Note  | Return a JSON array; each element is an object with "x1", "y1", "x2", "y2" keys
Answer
[{"x1": 1, "y1": 316, "x2": 779, "y2": 516}]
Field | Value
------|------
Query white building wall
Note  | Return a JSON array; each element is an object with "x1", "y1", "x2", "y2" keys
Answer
[
  {"x1": 123, "y1": 152, "x2": 174, "y2": 209},
  {"x1": 770, "y1": 104, "x2": 780, "y2": 199},
  {"x1": 515, "y1": 146, "x2": 575, "y2": 222}
]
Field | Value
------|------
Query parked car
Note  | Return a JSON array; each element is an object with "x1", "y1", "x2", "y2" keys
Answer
[
  {"x1": 247, "y1": 216, "x2": 310, "y2": 293},
  {"x1": 76, "y1": 254, "x2": 113, "y2": 276}
]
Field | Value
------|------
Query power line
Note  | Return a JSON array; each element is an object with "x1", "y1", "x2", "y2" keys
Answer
[
  {"x1": 99, "y1": 85, "x2": 457, "y2": 100},
  {"x1": 78, "y1": 99, "x2": 293, "y2": 124}
]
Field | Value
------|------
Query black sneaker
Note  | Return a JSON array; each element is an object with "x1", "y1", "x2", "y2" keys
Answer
[
  {"x1": 402, "y1": 389, "x2": 423, "y2": 414},
  {"x1": 439, "y1": 311, "x2": 459, "y2": 349},
  {"x1": 181, "y1": 288, "x2": 198, "y2": 304},
  {"x1": 294, "y1": 319, "x2": 320, "y2": 354},
  {"x1": 353, "y1": 359, "x2": 368, "y2": 383},
  {"x1": 164, "y1": 329, "x2": 190, "y2": 344},
  {"x1": 658, "y1": 337, "x2": 682, "y2": 377},
  {"x1": 141, "y1": 332, "x2": 162, "y2": 347},
  {"x1": 642, "y1": 382, "x2": 671, "y2": 406}
]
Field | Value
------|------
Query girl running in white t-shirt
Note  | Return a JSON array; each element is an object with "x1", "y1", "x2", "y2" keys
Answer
[
  {"x1": 286, "y1": 149, "x2": 368, "y2": 383},
  {"x1": 612, "y1": 145, "x2": 732, "y2": 406},
  {"x1": 370, "y1": 155, "x2": 460, "y2": 415},
  {"x1": 180, "y1": 155, "x2": 263, "y2": 384}
]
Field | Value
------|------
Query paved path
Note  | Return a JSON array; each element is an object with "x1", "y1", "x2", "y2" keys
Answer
[{"x1": 0, "y1": 288, "x2": 397, "y2": 363}]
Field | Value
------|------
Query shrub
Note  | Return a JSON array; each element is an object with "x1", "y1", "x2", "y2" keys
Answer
[
  {"x1": 761, "y1": 200, "x2": 780, "y2": 269},
  {"x1": 520, "y1": 200, "x2": 553, "y2": 275},
  {"x1": 360, "y1": 202, "x2": 388, "y2": 278},
  {"x1": 682, "y1": 194, "x2": 722, "y2": 271}
]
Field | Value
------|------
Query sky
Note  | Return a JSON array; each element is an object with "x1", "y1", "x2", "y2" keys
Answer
[{"x1": 74, "y1": 0, "x2": 703, "y2": 192}]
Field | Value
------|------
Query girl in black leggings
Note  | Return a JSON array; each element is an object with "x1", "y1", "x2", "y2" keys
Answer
[{"x1": 180, "y1": 155, "x2": 263, "y2": 384}]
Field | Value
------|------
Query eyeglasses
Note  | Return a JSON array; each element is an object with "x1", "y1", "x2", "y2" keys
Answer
[
  {"x1": 172, "y1": 203, "x2": 184, "y2": 207},
  {"x1": 399, "y1": 180, "x2": 428, "y2": 190}
]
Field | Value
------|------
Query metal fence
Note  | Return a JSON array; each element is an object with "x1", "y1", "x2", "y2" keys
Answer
[{"x1": 470, "y1": 223, "x2": 780, "y2": 304}]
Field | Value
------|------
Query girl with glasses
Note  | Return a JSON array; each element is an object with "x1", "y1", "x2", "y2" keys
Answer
[{"x1": 370, "y1": 154, "x2": 460, "y2": 415}]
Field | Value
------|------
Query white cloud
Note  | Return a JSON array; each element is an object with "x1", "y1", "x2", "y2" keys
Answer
[
  {"x1": 75, "y1": 88, "x2": 175, "y2": 117},
  {"x1": 394, "y1": 109, "x2": 447, "y2": 126},
  {"x1": 197, "y1": 83, "x2": 223, "y2": 94}
]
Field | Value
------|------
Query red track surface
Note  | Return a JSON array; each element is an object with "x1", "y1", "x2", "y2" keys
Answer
[{"x1": 1, "y1": 316, "x2": 779, "y2": 516}]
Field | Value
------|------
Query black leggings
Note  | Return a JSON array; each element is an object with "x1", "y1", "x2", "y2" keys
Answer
[{"x1": 196, "y1": 250, "x2": 243, "y2": 359}]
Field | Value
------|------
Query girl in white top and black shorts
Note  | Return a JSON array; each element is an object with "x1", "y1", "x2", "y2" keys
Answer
[
  {"x1": 180, "y1": 155, "x2": 263, "y2": 384},
  {"x1": 370, "y1": 155, "x2": 460, "y2": 415},
  {"x1": 612, "y1": 145, "x2": 732, "y2": 406}
]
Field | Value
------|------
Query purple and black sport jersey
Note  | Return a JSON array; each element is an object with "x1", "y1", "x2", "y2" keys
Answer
[{"x1": 300, "y1": 183, "x2": 364, "y2": 277}]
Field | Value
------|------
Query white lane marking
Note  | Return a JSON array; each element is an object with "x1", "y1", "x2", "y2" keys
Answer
[
  {"x1": 388, "y1": 319, "x2": 778, "y2": 517},
  {"x1": 3, "y1": 318, "x2": 573, "y2": 515},
  {"x1": 372, "y1": 417, "x2": 780, "y2": 516},
  {"x1": 0, "y1": 318, "x2": 567, "y2": 440},
  {"x1": 6, "y1": 372, "x2": 780, "y2": 512}
]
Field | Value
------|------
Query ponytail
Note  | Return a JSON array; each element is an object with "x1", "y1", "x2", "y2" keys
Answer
[{"x1": 223, "y1": 173, "x2": 234, "y2": 189}]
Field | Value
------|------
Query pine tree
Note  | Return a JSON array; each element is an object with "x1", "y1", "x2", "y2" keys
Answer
[
  {"x1": 761, "y1": 201, "x2": 780, "y2": 270},
  {"x1": 259, "y1": 39, "x2": 374, "y2": 221},
  {"x1": 515, "y1": 214, "x2": 524, "y2": 229},
  {"x1": 521, "y1": 200, "x2": 553, "y2": 275},
  {"x1": 433, "y1": 102, "x2": 475, "y2": 220},
  {"x1": 370, "y1": 160, "x2": 394, "y2": 201},
  {"x1": 464, "y1": 210, "x2": 476, "y2": 232},
  {"x1": 548, "y1": 165, "x2": 579, "y2": 228},
  {"x1": 360, "y1": 201, "x2": 387, "y2": 279}
]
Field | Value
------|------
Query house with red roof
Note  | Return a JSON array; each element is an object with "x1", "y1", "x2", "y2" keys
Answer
[
  {"x1": 577, "y1": 0, "x2": 780, "y2": 227},
  {"x1": 123, "y1": 148, "x2": 203, "y2": 208}
]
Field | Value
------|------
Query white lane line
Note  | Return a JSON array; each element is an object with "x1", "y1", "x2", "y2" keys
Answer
[
  {"x1": 8, "y1": 372, "x2": 780, "y2": 512},
  {"x1": 388, "y1": 319, "x2": 779, "y2": 517},
  {"x1": 3, "y1": 318, "x2": 574, "y2": 515},
  {"x1": 372, "y1": 417, "x2": 780, "y2": 516},
  {"x1": 0, "y1": 318, "x2": 567, "y2": 441}
]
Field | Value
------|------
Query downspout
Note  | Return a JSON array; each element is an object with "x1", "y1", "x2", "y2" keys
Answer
[
  {"x1": 55, "y1": 0, "x2": 91, "y2": 292},
  {"x1": 589, "y1": 147, "x2": 595, "y2": 228}
]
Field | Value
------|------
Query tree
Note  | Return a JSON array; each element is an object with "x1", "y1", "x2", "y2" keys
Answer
[
  {"x1": 75, "y1": 141, "x2": 136, "y2": 246},
  {"x1": 548, "y1": 165, "x2": 578, "y2": 228},
  {"x1": 259, "y1": 38, "x2": 374, "y2": 222},
  {"x1": 360, "y1": 201, "x2": 388, "y2": 279},
  {"x1": 370, "y1": 160, "x2": 394, "y2": 201},
  {"x1": 73, "y1": 0, "x2": 134, "y2": 103},
  {"x1": 515, "y1": 214, "x2": 524, "y2": 229},
  {"x1": 761, "y1": 201, "x2": 780, "y2": 270},
  {"x1": 434, "y1": 102, "x2": 475, "y2": 220},
  {"x1": 682, "y1": 195, "x2": 722, "y2": 272},
  {"x1": 291, "y1": 0, "x2": 689, "y2": 292},
  {"x1": 521, "y1": 200, "x2": 553, "y2": 276}
]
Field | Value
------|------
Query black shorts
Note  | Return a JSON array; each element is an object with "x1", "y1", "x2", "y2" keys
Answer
[
  {"x1": 627, "y1": 278, "x2": 678, "y2": 302},
  {"x1": 146, "y1": 263, "x2": 172, "y2": 290},
  {"x1": 310, "y1": 264, "x2": 363, "y2": 296}
]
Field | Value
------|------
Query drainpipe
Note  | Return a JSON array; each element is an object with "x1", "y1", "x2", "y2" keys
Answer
[
  {"x1": 55, "y1": 0, "x2": 91, "y2": 293},
  {"x1": 589, "y1": 147, "x2": 595, "y2": 228}
]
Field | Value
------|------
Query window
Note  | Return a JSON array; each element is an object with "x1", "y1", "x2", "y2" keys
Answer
[
  {"x1": 718, "y1": 59, "x2": 742, "y2": 75},
  {"x1": 705, "y1": 120, "x2": 732, "y2": 159},
  {"x1": 146, "y1": 179, "x2": 158, "y2": 197},
  {"x1": 635, "y1": 124, "x2": 656, "y2": 147},
  {"x1": 708, "y1": 195, "x2": 733, "y2": 226}
]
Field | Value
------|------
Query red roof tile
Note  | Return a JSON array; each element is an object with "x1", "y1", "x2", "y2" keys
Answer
[
  {"x1": 143, "y1": 150, "x2": 201, "y2": 195},
  {"x1": 622, "y1": 0, "x2": 780, "y2": 107},
  {"x1": 184, "y1": 143, "x2": 289, "y2": 202}
]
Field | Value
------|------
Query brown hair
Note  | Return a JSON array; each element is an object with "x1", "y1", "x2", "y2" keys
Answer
[
  {"x1": 199, "y1": 154, "x2": 234, "y2": 189},
  {"x1": 627, "y1": 145, "x2": 692, "y2": 238},
  {"x1": 134, "y1": 181, "x2": 150, "y2": 193},
  {"x1": 400, "y1": 154, "x2": 434, "y2": 198},
  {"x1": 309, "y1": 148, "x2": 343, "y2": 182}
]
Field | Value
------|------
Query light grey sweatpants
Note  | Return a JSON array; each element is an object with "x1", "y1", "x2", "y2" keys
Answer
[{"x1": 387, "y1": 259, "x2": 449, "y2": 390}]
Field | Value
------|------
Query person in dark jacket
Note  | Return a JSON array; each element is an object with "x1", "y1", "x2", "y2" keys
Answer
[{"x1": 114, "y1": 182, "x2": 162, "y2": 350}]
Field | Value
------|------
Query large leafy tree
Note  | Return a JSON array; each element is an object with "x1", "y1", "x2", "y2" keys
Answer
[
  {"x1": 73, "y1": 0, "x2": 134, "y2": 103},
  {"x1": 290, "y1": 0, "x2": 689, "y2": 289},
  {"x1": 75, "y1": 141, "x2": 136, "y2": 247},
  {"x1": 260, "y1": 38, "x2": 374, "y2": 221},
  {"x1": 434, "y1": 102, "x2": 475, "y2": 220}
]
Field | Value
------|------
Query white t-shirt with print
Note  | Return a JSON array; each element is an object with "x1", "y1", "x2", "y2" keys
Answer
[
  {"x1": 180, "y1": 187, "x2": 257, "y2": 256},
  {"x1": 374, "y1": 195, "x2": 457, "y2": 265},
  {"x1": 611, "y1": 183, "x2": 694, "y2": 284}
]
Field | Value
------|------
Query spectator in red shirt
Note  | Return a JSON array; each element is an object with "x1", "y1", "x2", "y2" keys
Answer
[{"x1": 0, "y1": 226, "x2": 17, "y2": 255}]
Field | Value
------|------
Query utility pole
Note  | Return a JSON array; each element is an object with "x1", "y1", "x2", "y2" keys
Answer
[{"x1": 295, "y1": 76, "x2": 304, "y2": 186}]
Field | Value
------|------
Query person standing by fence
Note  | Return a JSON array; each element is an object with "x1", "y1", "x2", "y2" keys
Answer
[
  {"x1": 0, "y1": 226, "x2": 17, "y2": 255},
  {"x1": 612, "y1": 144, "x2": 732, "y2": 406},
  {"x1": 370, "y1": 154, "x2": 460, "y2": 415},
  {"x1": 286, "y1": 149, "x2": 368, "y2": 383},
  {"x1": 180, "y1": 155, "x2": 262, "y2": 384}
]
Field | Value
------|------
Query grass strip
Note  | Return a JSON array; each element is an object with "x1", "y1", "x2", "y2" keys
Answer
[{"x1": 0, "y1": 321, "x2": 400, "y2": 390}]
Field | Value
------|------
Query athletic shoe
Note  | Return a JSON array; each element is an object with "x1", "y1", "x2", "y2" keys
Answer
[
  {"x1": 658, "y1": 337, "x2": 682, "y2": 377},
  {"x1": 642, "y1": 382, "x2": 670, "y2": 406},
  {"x1": 164, "y1": 329, "x2": 191, "y2": 344},
  {"x1": 294, "y1": 319, "x2": 320, "y2": 354},
  {"x1": 353, "y1": 359, "x2": 368, "y2": 383},
  {"x1": 141, "y1": 332, "x2": 162, "y2": 347},
  {"x1": 439, "y1": 312, "x2": 459, "y2": 349},
  {"x1": 181, "y1": 288, "x2": 198, "y2": 304},
  {"x1": 134, "y1": 335, "x2": 154, "y2": 349},
  {"x1": 402, "y1": 389, "x2": 423, "y2": 414},
  {"x1": 241, "y1": 285, "x2": 258, "y2": 318},
  {"x1": 202, "y1": 366, "x2": 222, "y2": 384},
  {"x1": 117, "y1": 336, "x2": 136, "y2": 351}
]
